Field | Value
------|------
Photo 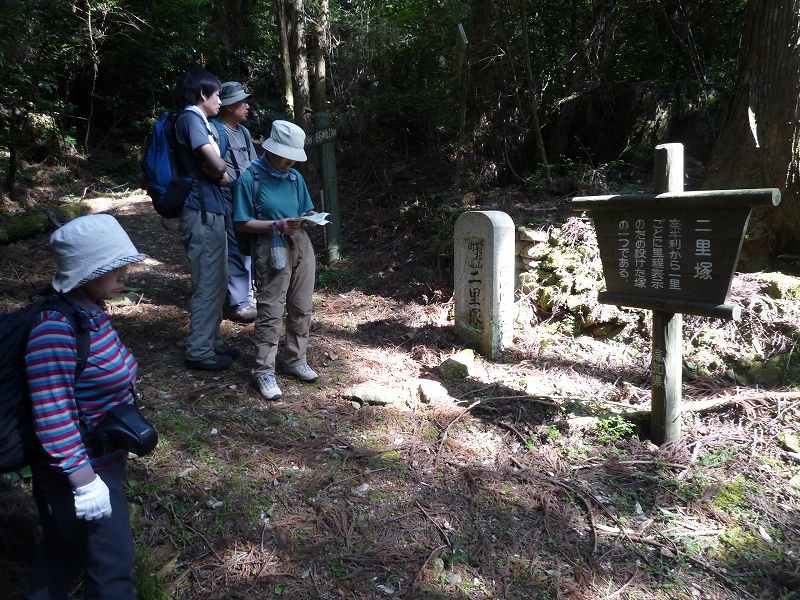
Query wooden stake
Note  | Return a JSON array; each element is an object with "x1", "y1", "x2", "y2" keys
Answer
[
  {"x1": 315, "y1": 111, "x2": 340, "y2": 262},
  {"x1": 651, "y1": 143, "x2": 684, "y2": 445}
]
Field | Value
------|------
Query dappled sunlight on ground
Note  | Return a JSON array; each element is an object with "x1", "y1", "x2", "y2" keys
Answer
[{"x1": 3, "y1": 193, "x2": 800, "y2": 598}]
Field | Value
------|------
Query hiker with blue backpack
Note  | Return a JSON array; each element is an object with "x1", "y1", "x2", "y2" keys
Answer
[
  {"x1": 210, "y1": 81, "x2": 258, "y2": 323},
  {"x1": 233, "y1": 120, "x2": 320, "y2": 401},
  {"x1": 173, "y1": 69, "x2": 240, "y2": 371},
  {"x1": 18, "y1": 214, "x2": 155, "y2": 599}
]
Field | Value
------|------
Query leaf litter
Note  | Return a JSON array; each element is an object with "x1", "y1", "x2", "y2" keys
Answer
[{"x1": 0, "y1": 193, "x2": 799, "y2": 598}]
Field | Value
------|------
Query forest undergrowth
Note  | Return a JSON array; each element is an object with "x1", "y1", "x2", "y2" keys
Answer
[{"x1": 1, "y1": 158, "x2": 800, "y2": 599}]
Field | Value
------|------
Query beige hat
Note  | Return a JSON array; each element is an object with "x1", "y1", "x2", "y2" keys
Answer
[
  {"x1": 50, "y1": 214, "x2": 146, "y2": 293},
  {"x1": 262, "y1": 120, "x2": 307, "y2": 162}
]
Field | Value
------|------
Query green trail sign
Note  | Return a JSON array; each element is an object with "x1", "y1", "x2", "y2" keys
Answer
[
  {"x1": 573, "y1": 189, "x2": 780, "y2": 319},
  {"x1": 573, "y1": 143, "x2": 781, "y2": 445}
]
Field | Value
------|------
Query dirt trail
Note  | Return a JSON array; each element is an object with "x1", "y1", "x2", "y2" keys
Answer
[{"x1": 2, "y1": 194, "x2": 800, "y2": 599}]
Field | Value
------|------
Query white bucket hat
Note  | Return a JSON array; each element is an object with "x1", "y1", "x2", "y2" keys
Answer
[
  {"x1": 262, "y1": 120, "x2": 307, "y2": 162},
  {"x1": 50, "y1": 214, "x2": 146, "y2": 293}
]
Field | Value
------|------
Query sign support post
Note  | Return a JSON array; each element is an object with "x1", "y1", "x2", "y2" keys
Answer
[
  {"x1": 313, "y1": 111, "x2": 341, "y2": 263},
  {"x1": 652, "y1": 144, "x2": 684, "y2": 444}
]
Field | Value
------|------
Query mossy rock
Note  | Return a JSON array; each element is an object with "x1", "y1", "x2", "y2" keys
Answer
[
  {"x1": 0, "y1": 203, "x2": 89, "y2": 244},
  {"x1": 538, "y1": 269, "x2": 573, "y2": 293},
  {"x1": 757, "y1": 272, "x2": 800, "y2": 300},
  {"x1": 692, "y1": 328, "x2": 728, "y2": 351},
  {"x1": 518, "y1": 271, "x2": 539, "y2": 294},
  {"x1": 734, "y1": 352, "x2": 800, "y2": 386},
  {"x1": 535, "y1": 287, "x2": 557, "y2": 312},
  {"x1": 684, "y1": 348, "x2": 725, "y2": 379}
]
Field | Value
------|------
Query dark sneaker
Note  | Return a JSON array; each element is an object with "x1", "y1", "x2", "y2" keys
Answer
[
  {"x1": 282, "y1": 362, "x2": 319, "y2": 382},
  {"x1": 255, "y1": 372, "x2": 282, "y2": 400},
  {"x1": 185, "y1": 354, "x2": 234, "y2": 371},
  {"x1": 230, "y1": 303, "x2": 257, "y2": 323}
]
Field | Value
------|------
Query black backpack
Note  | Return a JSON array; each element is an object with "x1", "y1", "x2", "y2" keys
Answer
[{"x1": 0, "y1": 295, "x2": 89, "y2": 473}]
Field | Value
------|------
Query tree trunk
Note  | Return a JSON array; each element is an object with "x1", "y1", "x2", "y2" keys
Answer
[
  {"x1": 704, "y1": 0, "x2": 800, "y2": 260},
  {"x1": 518, "y1": 0, "x2": 549, "y2": 178},
  {"x1": 288, "y1": 0, "x2": 312, "y2": 131},
  {"x1": 275, "y1": 0, "x2": 295, "y2": 118},
  {"x1": 213, "y1": 0, "x2": 248, "y2": 76},
  {"x1": 311, "y1": 0, "x2": 329, "y2": 111},
  {"x1": 463, "y1": 0, "x2": 494, "y2": 142},
  {"x1": 84, "y1": 1, "x2": 98, "y2": 152}
]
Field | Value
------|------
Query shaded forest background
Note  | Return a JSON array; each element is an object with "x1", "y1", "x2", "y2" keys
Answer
[
  {"x1": 3, "y1": 0, "x2": 788, "y2": 260},
  {"x1": 0, "y1": 1, "x2": 746, "y2": 176}
]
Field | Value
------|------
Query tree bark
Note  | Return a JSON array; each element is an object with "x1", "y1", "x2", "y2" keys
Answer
[
  {"x1": 213, "y1": 0, "x2": 247, "y2": 75},
  {"x1": 518, "y1": 0, "x2": 549, "y2": 178},
  {"x1": 311, "y1": 0, "x2": 329, "y2": 111},
  {"x1": 275, "y1": 0, "x2": 295, "y2": 118},
  {"x1": 704, "y1": 0, "x2": 800, "y2": 259},
  {"x1": 84, "y1": 0, "x2": 98, "y2": 151},
  {"x1": 288, "y1": 0, "x2": 312, "y2": 131}
]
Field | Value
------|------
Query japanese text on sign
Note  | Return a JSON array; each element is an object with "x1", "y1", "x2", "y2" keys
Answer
[
  {"x1": 618, "y1": 220, "x2": 630, "y2": 280},
  {"x1": 634, "y1": 219, "x2": 647, "y2": 289},
  {"x1": 693, "y1": 219, "x2": 713, "y2": 280},
  {"x1": 668, "y1": 218, "x2": 682, "y2": 291},
  {"x1": 466, "y1": 238, "x2": 484, "y2": 330}
]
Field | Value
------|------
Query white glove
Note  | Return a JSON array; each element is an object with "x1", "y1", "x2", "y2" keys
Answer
[{"x1": 73, "y1": 476, "x2": 112, "y2": 521}]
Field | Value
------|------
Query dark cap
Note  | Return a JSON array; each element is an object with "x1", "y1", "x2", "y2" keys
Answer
[{"x1": 219, "y1": 81, "x2": 252, "y2": 106}]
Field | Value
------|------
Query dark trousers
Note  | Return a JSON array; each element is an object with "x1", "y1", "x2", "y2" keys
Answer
[{"x1": 25, "y1": 460, "x2": 135, "y2": 600}]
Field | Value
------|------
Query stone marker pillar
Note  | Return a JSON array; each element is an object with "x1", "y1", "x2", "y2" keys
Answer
[{"x1": 454, "y1": 211, "x2": 515, "y2": 360}]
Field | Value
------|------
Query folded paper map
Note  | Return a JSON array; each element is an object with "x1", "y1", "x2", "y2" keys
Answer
[{"x1": 301, "y1": 212, "x2": 331, "y2": 226}]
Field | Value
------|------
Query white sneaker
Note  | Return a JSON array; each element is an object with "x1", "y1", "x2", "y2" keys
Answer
[
  {"x1": 283, "y1": 362, "x2": 319, "y2": 382},
  {"x1": 255, "y1": 372, "x2": 282, "y2": 400}
]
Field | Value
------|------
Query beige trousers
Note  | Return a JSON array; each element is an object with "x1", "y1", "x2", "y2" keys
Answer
[{"x1": 253, "y1": 230, "x2": 315, "y2": 374}]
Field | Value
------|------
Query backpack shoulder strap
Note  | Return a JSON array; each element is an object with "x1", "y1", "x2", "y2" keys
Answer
[
  {"x1": 240, "y1": 125, "x2": 255, "y2": 160},
  {"x1": 289, "y1": 168, "x2": 303, "y2": 213},
  {"x1": 210, "y1": 118, "x2": 230, "y2": 159},
  {"x1": 41, "y1": 295, "x2": 91, "y2": 377},
  {"x1": 251, "y1": 167, "x2": 262, "y2": 220}
]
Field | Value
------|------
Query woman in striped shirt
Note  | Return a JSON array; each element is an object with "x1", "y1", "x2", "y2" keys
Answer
[{"x1": 25, "y1": 214, "x2": 146, "y2": 600}]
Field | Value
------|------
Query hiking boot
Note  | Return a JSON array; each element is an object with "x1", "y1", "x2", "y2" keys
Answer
[
  {"x1": 230, "y1": 303, "x2": 257, "y2": 323},
  {"x1": 282, "y1": 362, "x2": 319, "y2": 383},
  {"x1": 215, "y1": 345, "x2": 241, "y2": 361},
  {"x1": 255, "y1": 372, "x2": 282, "y2": 401},
  {"x1": 185, "y1": 354, "x2": 234, "y2": 371}
]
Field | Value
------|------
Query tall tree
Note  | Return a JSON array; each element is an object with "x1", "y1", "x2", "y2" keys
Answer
[
  {"x1": 310, "y1": 0, "x2": 329, "y2": 111},
  {"x1": 288, "y1": 0, "x2": 312, "y2": 130},
  {"x1": 211, "y1": 0, "x2": 249, "y2": 76},
  {"x1": 72, "y1": 1, "x2": 143, "y2": 151},
  {"x1": 705, "y1": 0, "x2": 800, "y2": 256},
  {"x1": 275, "y1": 0, "x2": 295, "y2": 117},
  {"x1": 518, "y1": 0, "x2": 549, "y2": 178}
]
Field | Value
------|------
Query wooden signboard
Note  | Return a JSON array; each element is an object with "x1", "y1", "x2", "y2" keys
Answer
[
  {"x1": 305, "y1": 127, "x2": 337, "y2": 147},
  {"x1": 573, "y1": 190, "x2": 780, "y2": 319},
  {"x1": 572, "y1": 143, "x2": 781, "y2": 445}
]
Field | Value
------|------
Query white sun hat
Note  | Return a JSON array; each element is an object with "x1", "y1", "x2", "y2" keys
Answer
[
  {"x1": 50, "y1": 214, "x2": 146, "y2": 293},
  {"x1": 262, "y1": 120, "x2": 307, "y2": 162}
]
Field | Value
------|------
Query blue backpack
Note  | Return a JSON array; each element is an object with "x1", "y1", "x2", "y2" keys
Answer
[
  {"x1": 142, "y1": 111, "x2": 194, "y2": 218},
  {"x1": 0, "y1": 295, "x2": 89, "y2": 473}
]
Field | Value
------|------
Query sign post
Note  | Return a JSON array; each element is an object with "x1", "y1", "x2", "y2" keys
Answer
[
  {"x1": 311, "y1": 111, "x2": 341, "y2": 263},
  {"x1": 572, "y1": 143, "x2": 781, "y2": 445},
  {"x1": 652, "y1": 144, "x2": 683, "y2": 444}
]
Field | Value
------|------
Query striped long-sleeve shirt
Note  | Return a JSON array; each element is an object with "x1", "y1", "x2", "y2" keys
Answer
[{"x1": 25, "y1": 306, "x2": 138, "y2": 477}]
